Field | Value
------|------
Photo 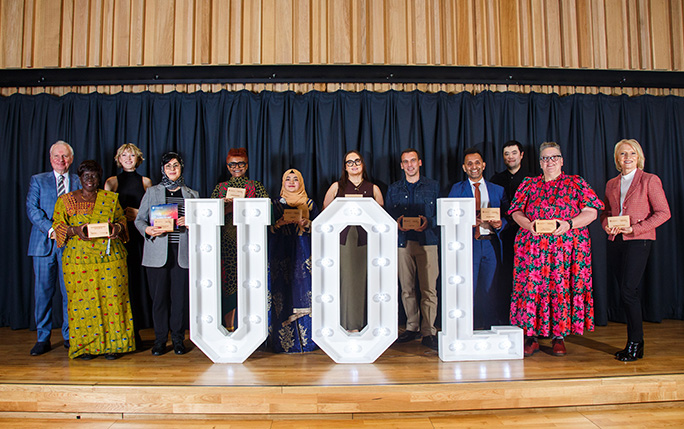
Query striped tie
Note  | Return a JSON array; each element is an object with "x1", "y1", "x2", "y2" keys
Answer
[{"x1": 57, "y1": 175, "x2": 65, "y2": 196}]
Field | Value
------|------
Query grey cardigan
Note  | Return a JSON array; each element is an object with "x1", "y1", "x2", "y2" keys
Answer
[{"x1": 134, "y1": 184, "x2": 199, "y2": 268}]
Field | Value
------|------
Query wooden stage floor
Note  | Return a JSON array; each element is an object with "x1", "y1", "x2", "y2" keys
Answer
[{"x1": 1, "y1": 320, "x2": 683, "y2": 422}]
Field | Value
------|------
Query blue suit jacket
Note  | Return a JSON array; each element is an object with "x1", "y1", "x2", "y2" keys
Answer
[
  {"x1": 447, "y1": 179, "x2": 508, "y2": 240},
  {"x1": 26, "y1": 171, "x2": 80, "y2": 257}
]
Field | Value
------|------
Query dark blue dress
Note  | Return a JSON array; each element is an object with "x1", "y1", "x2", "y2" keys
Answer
[{"x1": 267, "y1": 197, "x2": 318, "y2": 353}]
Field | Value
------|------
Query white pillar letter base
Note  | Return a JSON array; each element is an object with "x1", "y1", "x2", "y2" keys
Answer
[
  {"x1": 437, "y1": 198, "x2": 523, "y2": 361},
  {"x1": 312, "y1": 198, "x2": 398, "y2": 363},
  {"x1": 186, "y1": 198, "x2": 271, "y2": 363}
]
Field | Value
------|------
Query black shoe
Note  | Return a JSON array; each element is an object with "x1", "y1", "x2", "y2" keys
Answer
[
  {"x1": 151, "y1": 343, "x2": 166, "y2": 356},
  {"x1": 105, "y1": 353, "x2": 121, "y2": 360},
  {"x1": 616, "y1": 340, "x2": 644, "y2": 362},
  {"x1": 63, "y1": 340, "x2": 70, "y2": 349},
  {"x1": 421, "y1": 335, "x2": 439, "y2": 351},
  {"x1": 396, "y1": 330, "x2": 421, "y2": 343},
  {"x1": 30, "y1": 341, "x2": 51, "y2": 356},
  {"x1": 173, "y1": 341, "x2": 186, "y2": 355},
  {"x1": 78, "y1": 353, "x2": 96, "y2": 360}
]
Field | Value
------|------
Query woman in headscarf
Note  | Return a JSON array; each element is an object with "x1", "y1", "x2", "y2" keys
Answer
[
  {"x1": 268, "y1": 169, "x2": 319, "y2": 353},
  {"x1": 135, "y1": 152, "x2": 199, "y2": 356},
  {"x1": 211, "y1": 148, "x2": 269, "y2": 331}
]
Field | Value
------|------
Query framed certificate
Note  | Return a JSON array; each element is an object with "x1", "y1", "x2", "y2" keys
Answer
[
  {"x1": 481, "y1": 207, "x2": 500, "y2": 222},
  {"x1": 224, "y1": 187, "x2": 246, "y2": 199},
  {"x1": 87, "y1": 222, "x2": 110, "y2": 238},
  {"x1": 535, "y1": 219, "x2": 557, "y2": 234},
  {"x1": 344, "y1": 194, "x2": 364, "y2": 198},
  {"x1": 151, "y1": 203, "x2": 178, "y2": 232},
  {"x1": 153, "y1": 218, "x2": 175, "y2": 232},
  {"x1": 283, "y1": 209, "x2": 302, "y2": 223},
  {"x1": 607, "y1": 215, "x2": 630, "y2": 228},
  {"x1": 402, "y1": 216, "x2": 421, "y2": 230}
]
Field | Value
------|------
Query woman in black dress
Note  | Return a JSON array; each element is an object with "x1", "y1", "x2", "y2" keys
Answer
[{"x1": 105, "y1": 143, "x2": 153, "y2": 347}]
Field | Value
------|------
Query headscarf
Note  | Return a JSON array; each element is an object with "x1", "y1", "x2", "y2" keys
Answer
[
  {"x1": 280, "y1": 169, "x2": 310, "y2": 222},
  {"x1": 160, "y1": 152, "x2": 186, "y2": 190}
]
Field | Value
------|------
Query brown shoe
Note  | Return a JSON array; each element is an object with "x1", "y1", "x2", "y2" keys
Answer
[
  {"x1": 524, "y1": 337, "x2": 539, "y2": 357},
  {"x1": 551, "y1": 338, "x2": 567, "y2": 356}
]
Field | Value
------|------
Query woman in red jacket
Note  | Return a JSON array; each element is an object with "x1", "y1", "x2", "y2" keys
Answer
[{"x1": 601, "y1": 139, "x2": 671, "y2": 362}]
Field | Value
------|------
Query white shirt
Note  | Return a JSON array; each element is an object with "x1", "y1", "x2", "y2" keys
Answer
[
  {"x1": 49, "y1": 170, "x2": 71, "y2": 238},
  {"x1": 469, "y1": 178, "x2": 490, "y2": 236},
  {"x1": 619, "y1": 169, "x2": 636, "y2": 216}
]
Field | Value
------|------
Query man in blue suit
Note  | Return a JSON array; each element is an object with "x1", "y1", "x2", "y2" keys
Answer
[
  {"x1": 448, "y1": 148, "x2": 509, "y2": 329},
  {"x1": 26, "y1": 141, "x2": 80, "y2": 356}
]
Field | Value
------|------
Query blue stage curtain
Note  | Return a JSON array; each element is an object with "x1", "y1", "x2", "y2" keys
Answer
[{"x1": 1, "y1": 90, "x2": 682, "y2": 330}]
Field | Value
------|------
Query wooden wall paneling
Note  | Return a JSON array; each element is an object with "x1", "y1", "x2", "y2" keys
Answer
[
  {"x1": 101, "y1": 0, "x2": 115, "y2": 67},
  {"x1": 369, "y1": 0, "x2": 385, "y2": 64},
  {"x1": 21, "y1": 0, "x2": 34, "y2": 68},
  {"x1": 454, "y1": 0, "x2": 475, "y2": 65},
  {"x1": 544, "y1": 0, "x2": 562, "y2": 67},
  {"x1": 59, "y1": 0, "x2": 74, "y2": 68},
  {"x1": 591, "y1": 0, "x2": 607, "y2": 69},
  {"x1": 329, "y1": 0, "x2": 351, "y2": 63},
  {"x1": 71, "y1": 0, "x2": 89, "y2": 67},
  {"x1": 228, "y1": 0, "x2": 242, "y2": 64},
  {"x1": 650, "y1": 0, "x2": 673, "y2": 70},
  {"x1": 499, "y1": 0, "x2": 521, "y2": 66},
  {"x1": 529, "y1": 0, "x2": 546, "y2": 66},
  {"x1": 113, "y1": 0, "x2": 131, "y2": 66},
  {"x1": 624, "y1": 0, "x2": 640, "y2": 69},
  {"x1": 194, "y1": 0, "x2": 212, "y2": 65},
  {"x1": 129, "y1": 0, "x2": 143, "y2": 65},
  {"x1": 211, "y1": 0, "x2": 229, "y2": 65},
  {"x1": 294, "y1": 0, "x2": 311, "y2": 64},
  {"x1": 386, "y1": 0, "x2": 408, "y2": 64},
  {"x1": 173, "y1": 0, "x2": 193, "y2": 65},
  {"x1": 150, "y1": 0, "x2": 174, "y2": 65},
  {"x1": 274, "y1": 0, "x2": 293, "y2": 64},
  {"x1": 350, "y1": 0, "x2": 366, "y2": 64},
  {"x1": 473, "y1": 0, "x2": 486, "y2": 65},
  {"x1": 636, "y1": 0, "x2": 653, "y2": 69},
  {"x1": 87, "y1": 0, "x2": 103, "y2": 66},
  {"x1": 0, "y1": 0, "x2": 25, "y2": 68},
  {"x1": 518, "y1": 0, "x2": 532, "y2": 66},
  {"x1": 261, "y1": 0, "x2": 276, "y2": 64},
  {"x1": 560, "y1": 0, "x2": 579, "y2": 68},
  {"x1": 310, "y1": 0, "x2": 322, "y2": 63},
  {"x1": 672, "y1": 0, "x2": 684, "y2": 70},
  {"x1": 604, "y1": 0, "x2": 626, "y2": 69},
  {"x1": 575, "y1": 0, "x2": 593, "y2": 68},
  {"x1": 242, "y1": 0, "x2": 262, "y2": 64},
  {"x1": 32, "y1": 0, "x2": 61, "y2": 67},
  {"x1": 425, "y1": 0, "x2": 441, "y2": 65},
  {"x1": 410, "y1": 0, "x2": 427, "y2": 64},
  {"x1": 485, "y1": 0, "x2": 500, "y2": 66}
]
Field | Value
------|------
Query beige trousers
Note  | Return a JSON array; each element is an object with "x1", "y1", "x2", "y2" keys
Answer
[{"x1": 398, "y1": 241, "x2": 439, "y2": 336}]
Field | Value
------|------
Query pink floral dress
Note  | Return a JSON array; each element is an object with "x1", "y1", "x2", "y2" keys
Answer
[{"x1": 508, "y1": 173, "x2": 604, "y2": 338}]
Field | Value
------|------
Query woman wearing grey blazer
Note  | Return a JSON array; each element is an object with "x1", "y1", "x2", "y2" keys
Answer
[{"x1": 135, "y1": 152, "x2": 199, "y2": 356}]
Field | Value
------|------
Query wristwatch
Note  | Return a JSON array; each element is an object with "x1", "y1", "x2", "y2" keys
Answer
[{"x1": 567, "y1": 219, "x2": 573, "y2": 230}]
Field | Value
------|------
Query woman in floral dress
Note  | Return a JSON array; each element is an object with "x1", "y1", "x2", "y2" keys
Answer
[
  {"x1": 509, "y1": 142, "x2": 604, "y2": 357},
  {"x1": 211, "y1": 148, "x2": 269, "y2": 331}
]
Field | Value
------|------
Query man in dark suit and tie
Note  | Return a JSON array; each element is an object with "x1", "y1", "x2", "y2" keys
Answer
[
  {"x1": 448, "y1": 148, "x2": 508, "y2": 329},
  {"x1": 26, "y1": 141, "x2": 80, "y2": 356}
]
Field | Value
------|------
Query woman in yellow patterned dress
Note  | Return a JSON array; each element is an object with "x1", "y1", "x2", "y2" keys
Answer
[{"x1": 53, "y1": 160, "x2": 135, "y2": 360}]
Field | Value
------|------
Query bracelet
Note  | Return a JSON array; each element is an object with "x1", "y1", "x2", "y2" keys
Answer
[{"x1": 567, "y1": 219, "x2": 573, "y2": 230}]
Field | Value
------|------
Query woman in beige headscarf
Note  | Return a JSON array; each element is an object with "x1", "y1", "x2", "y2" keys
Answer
[{"x1": 268, "y1": 169, "x2": 318, "y2": 353}]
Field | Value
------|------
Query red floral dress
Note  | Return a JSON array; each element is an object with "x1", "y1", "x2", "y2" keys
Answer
[{"x1": 508, "y1": 173, "x2": 604, "y2": 338}]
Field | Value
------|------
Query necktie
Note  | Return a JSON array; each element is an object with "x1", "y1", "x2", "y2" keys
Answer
[
  {"x1": 57, "y1": 175, "x2": 66, "y2": 196},
  {"x1": 473, "y1": 183, "x2": 481, "y2": 239}
]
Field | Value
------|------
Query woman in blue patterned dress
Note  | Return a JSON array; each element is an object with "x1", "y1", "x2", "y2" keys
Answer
[{"x1": 268, "y1": 169, "x2": 318, "y2": 353}]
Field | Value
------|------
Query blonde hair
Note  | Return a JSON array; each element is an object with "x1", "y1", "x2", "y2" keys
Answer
[
  {"x1": 114, "y1": 143, "x2": 144, "y2": 168},
  {"x1": 613, "y1": 139, "x2": 645, "y2": 172}
]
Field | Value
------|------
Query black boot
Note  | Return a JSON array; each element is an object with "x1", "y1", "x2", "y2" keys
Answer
[{"x1": 616, "y1": 340, "x2": 644, "y2": 362}]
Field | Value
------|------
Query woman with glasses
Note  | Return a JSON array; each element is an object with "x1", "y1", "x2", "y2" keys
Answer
[
  {"x1": 323, "y1": 150, "x2": 384, "y2": 332},
  {"x1": 508, "y1": 142, "x2": 604, "y2": 357},
  {"x1": 211, "y1": 148, "x2": 269, "y2": 331},
  {"x1": 135, "y1": 152, "x2": 199, "y2": 356},
  {"x1": 601, "y1": 139, "x2": 670, "y2": 362},
  {"x1": 269, "y1": 169, "x2": 318, "y2": 352}
]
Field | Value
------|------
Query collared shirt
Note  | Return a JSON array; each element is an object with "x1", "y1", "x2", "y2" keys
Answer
[
  {"x1": 469, "y1": 178, "x2": 490, "y2": 236},
  {"x1": 619, "y1": 169, "x2": 637, "y2": 216},
  {"x1": 53, "y1": 170, "x2": 70, "y2": 195}
]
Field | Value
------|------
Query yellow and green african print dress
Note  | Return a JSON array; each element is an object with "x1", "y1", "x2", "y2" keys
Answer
[{"x1": 53, "y1": 190, "x2": 136, "y2": 359}]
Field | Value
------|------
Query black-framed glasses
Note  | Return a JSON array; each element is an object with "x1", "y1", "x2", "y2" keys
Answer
[
  {"x1": 539, "y1": 155, "x2": 562, "y2": 163},
  {"x1": 228, "y1": 161, "x2": 247, "y2": 168},
  {"x1": 345, "y1": 158, "x2": 363, "y2": 167}
]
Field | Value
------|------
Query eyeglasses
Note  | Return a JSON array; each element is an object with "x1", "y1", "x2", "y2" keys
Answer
[
  {"x1": 345, "y1": 158, "x2": 363, "y2": 167},
  {"x1": 164, "y1": 163, "x2": 181, "y2": 170},
  {"x1": 540, "y1": 155, "x2": 562, "y2": 164},
  {"x1": 228, "y1": 162, "x2": 247, "y2": 168}
]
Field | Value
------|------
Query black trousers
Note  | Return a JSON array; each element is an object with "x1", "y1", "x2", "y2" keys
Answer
[
  {"x1": 146, "y1": 244, "x2": 188, "y2": 344},
  {"x1": 607, "y1": 236, "x2": 652, "y2": 342}
]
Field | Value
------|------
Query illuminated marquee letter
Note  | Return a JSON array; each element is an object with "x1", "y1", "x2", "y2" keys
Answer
[
  {"x1": 186, "y1": 198, "x2": 270, "y2": 363},
  {"x1": 437, "y1": 198, "x2": 523, "y2": 361},
  {"x1": 311, "y1": 198, "x2": 398, "y2": 363}
]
